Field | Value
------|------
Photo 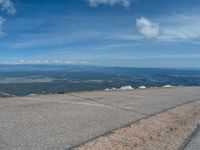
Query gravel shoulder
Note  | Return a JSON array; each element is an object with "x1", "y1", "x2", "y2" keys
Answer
[{"x1": 77, "y1": 100, "x2": 200, "y2": 150}]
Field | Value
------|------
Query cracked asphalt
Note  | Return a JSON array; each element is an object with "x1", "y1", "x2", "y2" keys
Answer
[{"x1": 0, "y1": 86, "x2": 200, "y2": 150}]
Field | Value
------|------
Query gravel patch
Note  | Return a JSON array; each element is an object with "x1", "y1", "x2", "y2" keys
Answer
[{"x1": 77, "y1": 100, "x2": 200, "y2": 150}]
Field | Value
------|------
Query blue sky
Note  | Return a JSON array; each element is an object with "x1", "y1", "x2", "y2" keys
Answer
[{"x1": 0, "y1": 0, "x2": 200, "y2": 68}]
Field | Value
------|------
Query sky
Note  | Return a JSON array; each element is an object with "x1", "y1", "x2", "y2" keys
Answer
[{"x1": 0, "y1": 0, "x2": 200, "y2": 68}]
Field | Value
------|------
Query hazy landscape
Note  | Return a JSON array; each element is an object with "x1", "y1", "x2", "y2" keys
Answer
[
  {"x1": 0, "y1": 65, "x2": 200, "y2": 96},
  {"x1": 1, "y1": 0, "x2": 200, "y2": 149}
]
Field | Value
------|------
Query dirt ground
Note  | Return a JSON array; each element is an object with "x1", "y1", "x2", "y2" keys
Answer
[{"x1": 77, "y1": 100, "x2": 200, "y2": 150}]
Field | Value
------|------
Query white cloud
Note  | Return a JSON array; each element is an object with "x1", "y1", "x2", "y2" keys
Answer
[
  {"x1": 158, "y1": 14, "x2": 200, "y2": 42},
  {"x1": 136, "y1": 17, "x2": 160, "y2": 40},
  {"x1": 106, "y1": 13, "x2": 200, "y2": 43},
  {"x1": 13, "y1": 59, "x2": 90, "y2": 65},
  {"x1": 0, "y1": 16, "x2": 5, "y2": 37},
  {"x1": 0, "y1": 0, "x2": 16, "y2": 14},
  {"x1": 86, "y1": 0, "x2": 132, "y2": 7},
  {"x1": 0, "y1": 0, "x2": 16, "y2": 39},
  {"x1": 19, "y1": 59, "x2": 25, "y2": 63}
]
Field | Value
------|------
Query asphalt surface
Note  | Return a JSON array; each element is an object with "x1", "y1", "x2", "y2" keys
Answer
[
  {"x1": 185, "y1": 125, "x2": 200, "y2": 150},
  {"x1": 0, "y1": 86, "x2": 200, "y2": 150}
]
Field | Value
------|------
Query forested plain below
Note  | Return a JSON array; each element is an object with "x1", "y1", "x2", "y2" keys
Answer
[{"x1": 0, "y1": 65, "x2": 200, "y2": 96}]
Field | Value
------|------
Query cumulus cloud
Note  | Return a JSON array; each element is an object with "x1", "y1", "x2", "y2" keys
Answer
[
  {"x1": 86, "y1": 0, "x2": 132, "y2": 7},
  {"x1": 136, "y1": 17, "x2": 160, "y2": 40},
  {"x1": 0, "y1": 17, "x2": 5, "y2": 36},
  {"x1": 0, "y1": 0, "x2": 16, "y2": 14}
]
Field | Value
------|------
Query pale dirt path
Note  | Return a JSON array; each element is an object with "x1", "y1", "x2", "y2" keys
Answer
[{"x1": 77, "y1": 100, "x2": 200, "y2": 150}]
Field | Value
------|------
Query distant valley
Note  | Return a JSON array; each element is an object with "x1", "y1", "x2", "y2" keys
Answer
[{"x1": 0, "y1": 65, "x2": 200, "y2": 96}]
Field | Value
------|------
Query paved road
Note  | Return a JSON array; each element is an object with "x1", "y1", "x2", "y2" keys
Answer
[
  {"x1": 0, "y1": 86, "x2": 200, "y2": 150},
  {"x1": 185, "y1": 125, "x2": 200, "y2": 150}
]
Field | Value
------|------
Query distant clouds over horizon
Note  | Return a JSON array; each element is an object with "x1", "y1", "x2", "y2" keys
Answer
[
  {"x1": 86, "y1": 0, "x2": 132, "y2": 7},
  {"x1": 0, "y1": 0, "x2": 200, "y2": 68}
]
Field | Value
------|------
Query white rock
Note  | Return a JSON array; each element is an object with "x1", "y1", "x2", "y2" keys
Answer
[
  {"x1": 0, "y1": 92, "x2": 12, "y2": 97},
  {"x1": 139, "y1": 86, "x2": 146, "y2": 89},
  {"x1": 119, "y1": 86, "x2": 134, "y2": 90},
  {"x1": 28, "y1": 93, "x2": 36, "y2": 96},
  {"x1": 162, "y1": 85, "x2": 174, "y2": 88}
]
